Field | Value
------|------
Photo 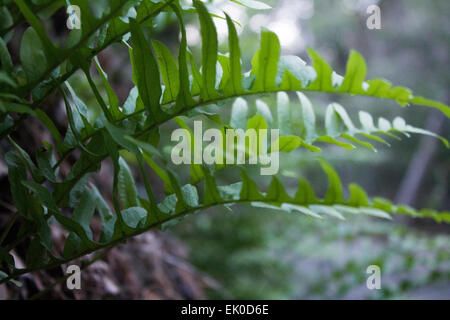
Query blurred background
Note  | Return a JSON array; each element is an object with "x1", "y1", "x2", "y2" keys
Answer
[{"x1": 1, "y1": 0, "x2": 449, "y2": 299}]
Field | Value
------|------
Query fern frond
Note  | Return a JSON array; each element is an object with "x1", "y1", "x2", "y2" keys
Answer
[
  {"x1": 1, "y1": 0, "x2": 449, "y2": 285},
  {"x1": 4, "y1": 154, "x2": 448, "y2": 284},
  {"x1": 178, "y1": 92, "x2": 447, "y2": 164}
]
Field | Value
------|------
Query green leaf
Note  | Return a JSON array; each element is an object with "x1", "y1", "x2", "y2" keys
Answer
[
  {"x1": 57, "y1": 212, "x2": 96, "y2": 259},
  {"x1": 358, "y1": 111, "x2": 377, "y2": 132},
  {"x1": 306, "y1": 48, "x2": 333, "y2": 92},
  {"x1": 22, "y1": 180, "x2": 59, "y2": 214},
  {"x1": 278, "y1": 55, "x2": 316, "y2": 89},
  {"x1": 166, "y1": 170, "x2": 188, "y2": 211},
  {"x1": 294, "y1": 178, "x2": 318, "y2": 204},
  {"x1": 266, "y1": 177, "x2": 291, "y2": 202},
  {"x1": 174, "y1": 116, "x2": 205, "y2": 184},
  {"x1": 348, "y1": 183, "x2": 370, "y2": 207},
  {"x1": 324, "y1": 103, "x2": 343, "y2": 137},
  {"x1": 94, "y1": 57, "x2": 121, "y2": 119},
  {"x1": 193, "y1": 0, "x2": 219, "y2": 100},
  {"x1": 5, "y1": 151, "x2": 31, "y2": 217},
  {"x1": 26, "y1": 237, "x2": 47, "y2": 268},
  {"x1": 331, "y1": 103, "x2": 357, "y2": 133},
  {"x1": 91, "y1": 184, "x2": 116, "y2": 243},
  {"x1": 316, "y1": 136, "x2": 355, "y2": 150},
  {"x1": 252, "y1": 29, "x2": 280, "y2": 91},
  {"x1": 0, "y1": 72, "x2": 17, "y2": 89},
  {"x1": 20, "y1": 27, "x2": 47, "y2": 83},
  {"x1": 129, "y1": 18, "x2": 164, "y2": 122},
  {"x1": 121, "y1": 207, "x2": 147, "y2": 229},
  {"x1": 152, "y1": 40, "x2": 180, "y2": 103},
  {"x1": 62, "y1": 190, "x2": 97, "y2": 258},
  {"x1": 36, "y1": 146, "x2": 57, "y2": 183},
  {"x1": 62, "y1": 85, "x2": 89, "y2": 136},
  {"x1": 8, "y1": 136, "x2": 43, "y2": 183},
  {"x1": 230, "y1": 97, "x2": 248, "y2": 130},
  {"x1": 359, "y1": 207, "x2": 392, "y2": 220},
  {"x1": 104, "y1": 121, "x2": 138, "y2": 153},
  {"x1": 14, "y1": 0, "x2": 56, "y2": 56},
  {"x1": 218, "y1": 53, "x2": 231, "y2": 92},
  {"x1": 338, "y1": 50, "x2": 367, "y2": 93},
  {"x1": 68, "y1": 174, "x2": 91, "y2": 208},
  {"x1": 225, "y1": 13, "x2": 243, "y2": 95},
  {"x1": 71, "y1": 190, "x2": 96, "y2": 239},
  {"x1": 309, "y1": 204, "x2": 345, "y2": 220},
  {"x1": 142, "y1": 152, "x2": 174, "y2": 194},
  {"x1": 247, "y1": 114, "x2": 268, "y2": 131},
  {"x1": 170, "y1": 3, "x2": 195, "y2": 109},
  {"x1": 0, "y1": 115, "x2": 14, "y2": 135},
  {"x1": 118, "y1": 157, "x2": 139, "y2": 209},
  {"x1": 0, "y1": 249, "x2": 15, "y2": 270},
  {"x1": 218, "y1": 182, "x2": 242, "y2": 201},
  {"x1": 123, "y1": 86, "x2": 139, "y2": 114},
  {"x1": 135, "y1": 151, "x2": 159, "y2": 217},
  {"x1": 270, "y1": 136, "x2": 305, "y2": 153},
  {"x1": 318, "y1": 158, "x2": 344, "y2": 204},
  {"x1": 0, "y1": 101, "x2": 35, "y2": 115},
  {"x1": 297, "y1": 92, "x2": 316, "y2": 141},
  {"x1": 0, "y1": 37, "x2": 13, "y2": 72},
  {"x1": 240, "y1": 170, "x2": 263, "y2": 200},
  {"x1": 277, "y1": 92, "x2": 291, "y2": 136},
  {"x1": 255, "y1": 99, "x2": 273, "y2": 125},
  {"x1": 181, "y1": 184, "x2": 200, "y2": 209},
  {"x1": 203, "y1": 169, "x2": 222, "y2": 206},
  {"x1": 187, "y1": 50, "x2": 202, "y2": 96},
  {"x1": 35, "y1": 109, "x2": 62, "y2": 147},
  {"x1": 125, "y1": 136, "x2": 163, "y2": 158},
  {"x1": 392, "y1": 117, "x2": 449, "y2": 148},
  {"x1": 342, "y1": 133, "x2": 376, "y2": 152},
  {"x1": 409, "y1": 96, "x2": 450, "y2": 118},
  {"x1": 281, "y1": 203, "x2": 323, "y2": 219}
]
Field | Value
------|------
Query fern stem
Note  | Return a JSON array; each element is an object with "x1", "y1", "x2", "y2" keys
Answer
[{"x1": 0, "y1": 200, "x2": 233, "y2": 284}]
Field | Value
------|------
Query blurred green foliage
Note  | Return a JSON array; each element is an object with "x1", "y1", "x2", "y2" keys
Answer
[{"x1": 175, "y1": 205, "x2": 450, "y2": 299}]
